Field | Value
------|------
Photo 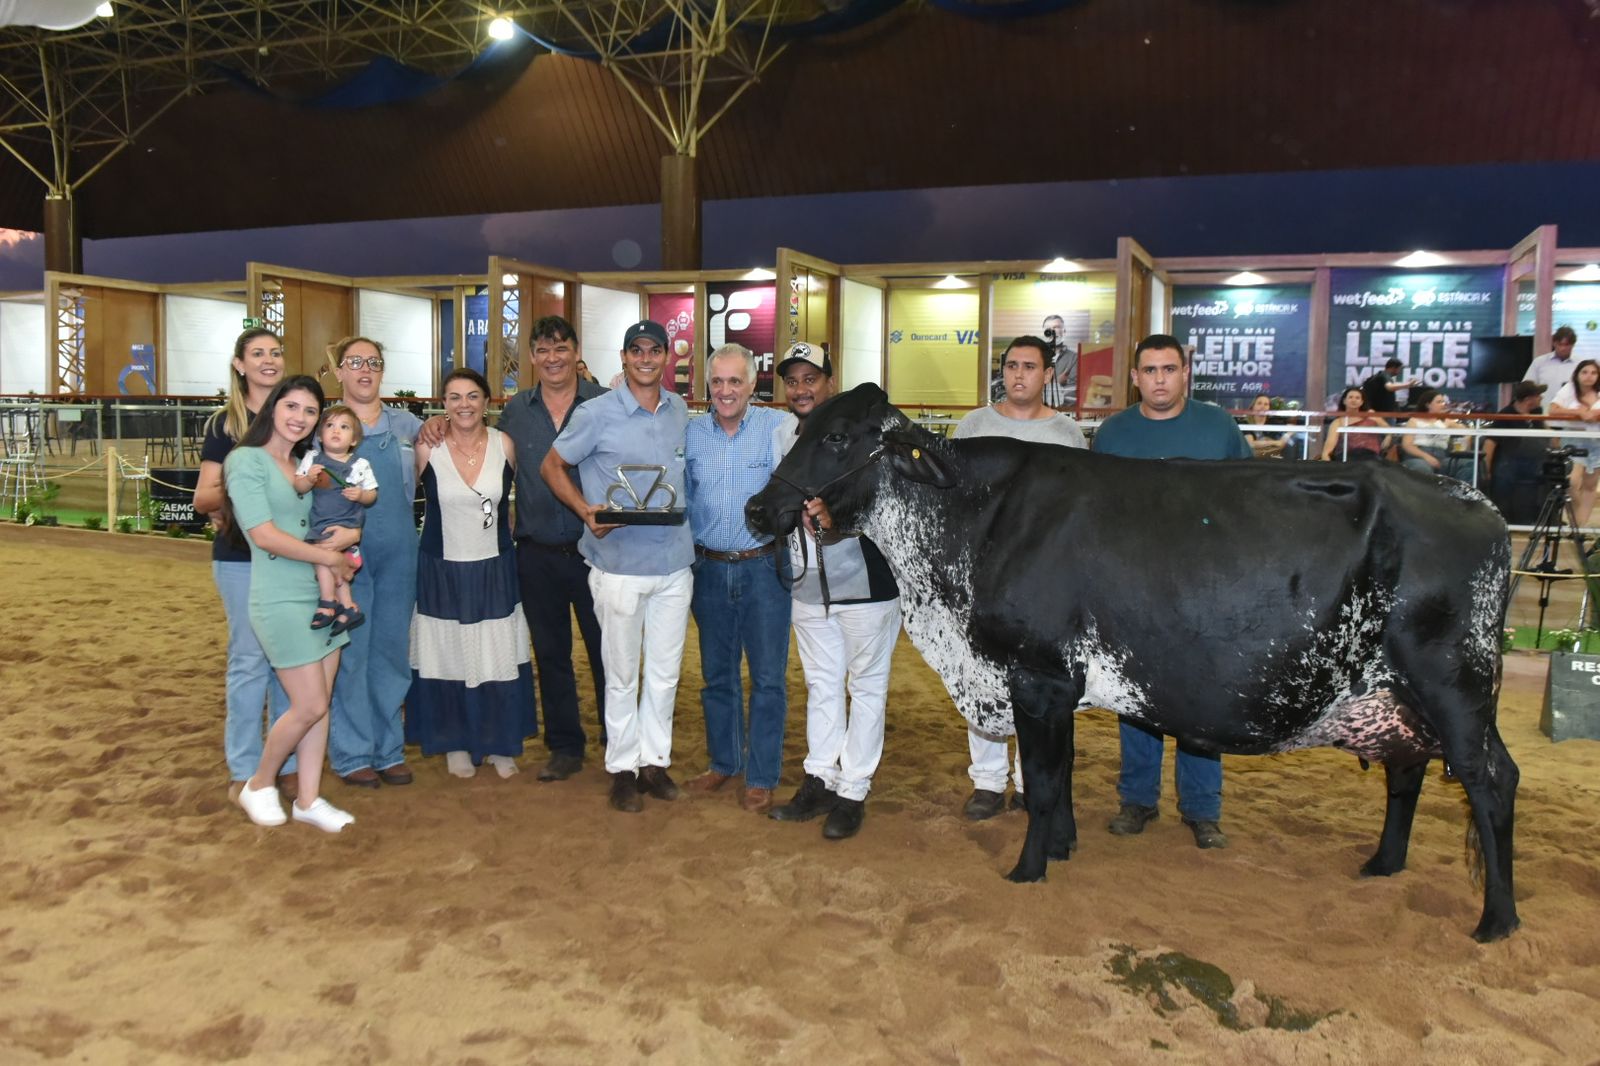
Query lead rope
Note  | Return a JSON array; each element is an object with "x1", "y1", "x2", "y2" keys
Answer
[{"x1": 766, "y1": 443, "x2": 889, "y2": 616}]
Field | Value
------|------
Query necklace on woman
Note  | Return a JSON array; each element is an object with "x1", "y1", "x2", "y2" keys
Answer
[{"x1": 447, "y1": 430, "x2": 487, "y2": 467}]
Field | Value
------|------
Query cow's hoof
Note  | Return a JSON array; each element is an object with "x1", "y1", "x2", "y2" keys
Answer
[
  {"x1": 1004, "y1": 864, "x2": 1046, "y2": 884},
  {"x1": 1472, "y1": 914, "x2": 1520, "y2": 943},
  {"x1": 1046, "y1": 839, "x2": 1078, "y2": 861},
  {"x1": 1359, "y1": 854, "x2": 1404, "y2": 878}
]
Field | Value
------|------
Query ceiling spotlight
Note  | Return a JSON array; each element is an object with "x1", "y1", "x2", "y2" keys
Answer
[
  {"x1": 96, "y1": 2, "x2": 113, "y2": 16},
  {"x1": 1564, "y1": 263, "x2": 1600, "y2": 281},
  {"x1": 933, "y1": 274, "x2": 970, "y2": 289},
  {"x1": 1041, "y1": 257, "x2": 1081, "y2": 273},
  {"x1": 743, "y1": 268, "x2": 776, "y2": 281},
  {"x1": 488, "y1": 16, "x2": 515, "y2": 40},
  {"x1": 1395, "y1": 250, "x2": 1447, "y2": 268},
  {"x1": 1224, "y1": 271, "x2": 1267, "y2": 286}
]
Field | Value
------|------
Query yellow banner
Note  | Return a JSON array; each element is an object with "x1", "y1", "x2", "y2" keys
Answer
[{"x1": 886, "y1": 289, "x2": 980, "y2": 407}]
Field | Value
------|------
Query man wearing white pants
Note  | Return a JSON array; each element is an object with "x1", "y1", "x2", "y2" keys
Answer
[
  {"x1": 952, "y1": 334, "x2": 1088, "y2": 820},
  {"x1": 768, "y1": 342, "x2": 901, "y2": 840},
  {"x1": 542, "y1": 319, "x2": 694, "y2": 813}
]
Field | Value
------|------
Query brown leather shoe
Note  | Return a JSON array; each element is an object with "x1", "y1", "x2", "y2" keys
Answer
[
  {"x1": 636, "y1": 765, "x2": 680, "y2": 801},
  {"x1": 684, "y1": 770, "x2": 735, "y2": 794},
  {"x1": 740, "y1": 786, "x2": 773, "y2": 814},
  {"x1": 340, "y1": 768, "x2": 381, "y2": 789},
  {"x1": 377, "y1": 763, "x2": 413, "y2": 786},
  {"x1": 609, "y1": 771, "x2": 643, "y2": 813}
]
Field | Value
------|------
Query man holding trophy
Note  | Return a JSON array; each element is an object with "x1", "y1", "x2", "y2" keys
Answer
[{"x1": 541, "y1": 320, "x2": 693, "y2": 814}]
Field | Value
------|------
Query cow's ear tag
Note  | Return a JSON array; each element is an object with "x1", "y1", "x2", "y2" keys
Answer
[{"x1": 912, "y1": 448, "x2": 922, "y2": 460}]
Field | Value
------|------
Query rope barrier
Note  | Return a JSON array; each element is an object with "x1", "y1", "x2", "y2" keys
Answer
[{"x1": 32, "y1": 458, "x2": 104, "y2": 481}]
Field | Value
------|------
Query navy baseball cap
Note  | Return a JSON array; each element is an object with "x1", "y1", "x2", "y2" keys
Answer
[{"x1": 623, "y1": 320, "x2": 669, "y2": 350}]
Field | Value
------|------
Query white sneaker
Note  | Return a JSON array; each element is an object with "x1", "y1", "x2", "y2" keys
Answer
[
  {"x1": 446, "y1": 751, "x2": 476, "y2": 778},
  {"x1": 292, "y1": 797, "x2": 356, "y2": 833},
  {"x1": 486, "y1": 755, "x2": 519, "y2": 779},
  {"x1": 238, "y1": 781, "x2": 286, "y2": 827}
]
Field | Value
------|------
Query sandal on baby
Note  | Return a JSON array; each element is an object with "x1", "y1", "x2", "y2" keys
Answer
[
  {"x1": 310, "y1": 599, "x2": 338, "y2": 630},
  {"x1": 330, "y1": 606, "x2": 366, "y2": 637}
]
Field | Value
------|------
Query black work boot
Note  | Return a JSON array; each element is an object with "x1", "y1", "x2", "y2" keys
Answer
[
  {"x1": 1182, "y1": 817, "x2": 1229, "y2": 849},
  {"x1": 822, "y1": 798, "x2": 865, "y2": 840},
  {"x1": 1107, "y1": 803, "x2": 1159, "y2": 835},
  {"x1": 963, "y1": 789, "x2": 1006, "y2": 821},
  {"x1": 769, "y1": 773, "x2": 838, "y2": 822}
]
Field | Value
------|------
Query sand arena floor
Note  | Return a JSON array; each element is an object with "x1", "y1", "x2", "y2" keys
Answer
[{"x1": 1, "y1": 525, "x2": 1598, "y2": 1065}]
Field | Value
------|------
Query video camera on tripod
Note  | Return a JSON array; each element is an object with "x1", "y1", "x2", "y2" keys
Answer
[{"x1": 1544, "y1": 444, "x2": 1590, "y2": 483}]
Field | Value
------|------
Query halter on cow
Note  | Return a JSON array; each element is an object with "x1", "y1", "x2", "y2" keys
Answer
[{"x1": 746, "y1": 383, "x2": 1519, "y2": 942}]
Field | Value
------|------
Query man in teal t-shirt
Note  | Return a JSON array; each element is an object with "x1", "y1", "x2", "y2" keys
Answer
[{"x1": 1090, "y1": 334, "x2": 1250, "y2": 850}]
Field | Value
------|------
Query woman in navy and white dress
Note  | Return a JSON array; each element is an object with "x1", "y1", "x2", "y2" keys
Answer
[{"x1": 407, "y1": 368, "x2": 537, "y2": 778}]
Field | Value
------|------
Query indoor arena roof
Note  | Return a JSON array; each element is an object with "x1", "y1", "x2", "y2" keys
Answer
[{"x1": 0, "y1": 0, "x2": 1597, "y2": 239}]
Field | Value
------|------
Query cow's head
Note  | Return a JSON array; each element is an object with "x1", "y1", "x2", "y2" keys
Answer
[{"x1": 746, "y1": 383, "x2": 955, "y2": 537}]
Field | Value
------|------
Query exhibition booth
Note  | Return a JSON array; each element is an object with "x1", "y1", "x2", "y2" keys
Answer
[{"x1": 0, "y1": 224, "x2": 1587, "y2": 530}]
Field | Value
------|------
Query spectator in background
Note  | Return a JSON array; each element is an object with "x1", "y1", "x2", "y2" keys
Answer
[
  {"x1": 1320, "y1": 387, "x2": 1389, "y2": 462},
  {"x1": 1547, "y1": 358, "x2": 1600, "y2": 526},
  {"x1": 1524, "y1": 325, "x2": 1579, "y2": 397},
  {"x1": 1399, "y1": 389, "x2": 1467, "y2": 478},
  {"x1": 1361, "y1": 357, "x2": 1420, "y2": 416},
  {"x1": 1241, "y1": 394, "x2": 1287, "y2": 458},
  {"x1": 1486, "y1": 381, "x2": 1549, "y2": 526}
]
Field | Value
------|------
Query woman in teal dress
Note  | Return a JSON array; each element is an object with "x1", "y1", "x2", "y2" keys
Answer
[{"x1": 223, "y1": 375, "x2": 359, "y2": 833}]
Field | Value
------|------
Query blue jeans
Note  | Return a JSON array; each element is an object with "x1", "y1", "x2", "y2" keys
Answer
[
  {"x1": 213, "y1": 561, "x2": 292, "y2": 780},
  {"x1": 329, "y1": 433, "x2": 417, "y2": 776},
  {"x1": 690, "y1": 553, "x2": 791, "y2": 790},
  {"x1": 1116, "y1": 718, "x2": 1222, "y2": 821}
]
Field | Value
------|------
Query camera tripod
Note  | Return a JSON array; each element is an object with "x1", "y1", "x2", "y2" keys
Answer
[{"x1": 1509, "y1": 467, "x2": 1599, "y2": 646}]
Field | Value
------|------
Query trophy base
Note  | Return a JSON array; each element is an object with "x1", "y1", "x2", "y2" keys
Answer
[{"x1": 603, "y1": 508, "x2": 687, "y2": 526}]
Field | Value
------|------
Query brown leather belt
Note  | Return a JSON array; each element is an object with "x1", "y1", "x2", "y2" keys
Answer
[{"x1": 695, "y1": 543, "x2": 778, "y2": 563}]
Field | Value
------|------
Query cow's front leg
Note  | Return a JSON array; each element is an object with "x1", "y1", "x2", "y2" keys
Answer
[{"x1": 1005, "y1": 666, "x2": 1082, "y2": 883}]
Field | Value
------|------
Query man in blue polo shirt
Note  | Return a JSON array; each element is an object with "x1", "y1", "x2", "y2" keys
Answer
[
  {"x1": 683, "y1": 343, "x2": 797, "y2": 814},
  {"x1": 1092, "y1": 333, "x2": 1250, "y2": 850},
  {"x1": 541, "y1": 320, "x2": 694, "y2": 813}
]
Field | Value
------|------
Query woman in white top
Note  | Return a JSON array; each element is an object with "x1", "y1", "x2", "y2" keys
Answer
[
  {"x1": 406, "y1": 368, "x2": 537, "y2": 779},
  {"x1": 1547, "y1": 358, "x2": 1600, "y2": 525},
  {"x1": 1399, "y1": 389, "x2": 1465, "y2": 478}
]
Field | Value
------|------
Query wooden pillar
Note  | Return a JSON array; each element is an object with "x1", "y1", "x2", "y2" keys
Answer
[
  {"x1": 44, "y1": 194, "x2": 81, "y2": 274},
  {"x1": 661, "y1": 154, "x2": 701, "y2": 271}
]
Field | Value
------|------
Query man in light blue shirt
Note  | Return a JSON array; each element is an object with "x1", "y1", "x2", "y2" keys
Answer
[
  {"x1": 683, "y1": 344, "x2": 798, "y2": 814},
  {"x1": 542, "y1": 320, "x2": 693, "y2": 813}
]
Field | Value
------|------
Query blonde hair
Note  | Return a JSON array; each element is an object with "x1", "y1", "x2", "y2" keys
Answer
[{"x1": 207, "y1": 328, "x2": 283, "y2": 442}]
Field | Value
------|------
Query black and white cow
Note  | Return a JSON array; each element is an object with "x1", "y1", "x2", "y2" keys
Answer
[{"x1": 746, "y1": 384, "x2": 1518, "y2": 941}]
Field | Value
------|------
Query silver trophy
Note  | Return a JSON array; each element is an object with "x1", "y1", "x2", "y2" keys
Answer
[{"x1": 602, "y1": 465, "x2": 687, "y2": 525}]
